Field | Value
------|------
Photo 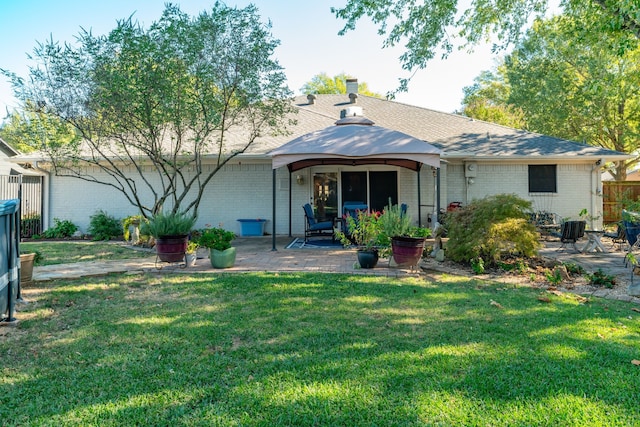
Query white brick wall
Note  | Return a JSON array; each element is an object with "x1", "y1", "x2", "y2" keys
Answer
[
  {"x1": 444, "y1": 162, "x2": 602, "y2": 228},
  {"x1": 45, "y1": 159, "x2": 604, "y2": 235}
]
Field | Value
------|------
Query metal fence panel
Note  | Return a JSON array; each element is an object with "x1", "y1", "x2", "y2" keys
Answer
[{"x1": 0, "y1": 175, "x2": 43, "y2": 237}]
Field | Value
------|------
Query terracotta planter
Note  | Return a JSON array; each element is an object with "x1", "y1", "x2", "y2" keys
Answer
[
  {"x1": 357, "y1": 249, "x2": 379, "y2": 269},
  {"x1": 210, "y1": 247, "x2": 237, "y2": 269},
  {"x1": 20, "y1": 253, "x2": 36, "y2": 286},
  {"x1": 391, "y1": 236, "x2": 426, "y2": 267},
  {"x1": 156, "y1": 235, "x2": 188, "y2": 263}
]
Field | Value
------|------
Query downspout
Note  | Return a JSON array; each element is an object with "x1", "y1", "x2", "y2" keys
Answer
[
  {"x1": 32, "y1": 161, "x2": 50, "y2": 234},
  {"x1": 592, "y1": 160, "x2": 603, "y2": 229}
]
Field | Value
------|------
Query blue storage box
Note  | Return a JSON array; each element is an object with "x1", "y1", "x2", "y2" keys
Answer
[{"x1": 237, "y1": 219, "x2": 266, "y2": 236}]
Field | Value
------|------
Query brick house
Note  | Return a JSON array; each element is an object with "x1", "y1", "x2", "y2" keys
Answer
[{"x1": 10, "y1": 85, "x2": 631, "y2": 237}]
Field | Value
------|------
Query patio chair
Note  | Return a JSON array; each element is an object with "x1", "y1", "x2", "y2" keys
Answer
[
  {"x1": 303, "y1": 203, "x2": 334, "y2": 243},
  {"x1": 604, "y1": 221, "x2": 626, "y2": 251},
  {"x1": 341, "y1": 202, "x2": 368, "y2": 243},
  {"x1": 622, "y1": 210, "x2": 640, "y2": 267},
  {"x1": 557, "y1": 220, "x2": 586, "y2": 252}
]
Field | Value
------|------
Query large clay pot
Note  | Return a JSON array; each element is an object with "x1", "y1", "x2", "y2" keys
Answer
[
  {"x1": 20, "y1": 253, "x2": 36, "y2": 286},
  {"x1": 210, "y1": 247, "x2": 237, "y2": 269},
  {"x1": 357, "y1": 249, "x2": 379, "y2": 269},
  {"x1": 391, "y1": 236, "x2": 426, "y2": 267},
  {"x1": 155, "y1": 235, "x2": 188, "y2": 263}
]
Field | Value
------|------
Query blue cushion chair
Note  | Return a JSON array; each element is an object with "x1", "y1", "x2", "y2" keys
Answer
[
  {"x1": 622, "y1": 210, "x2": 640, "y2": 267},
  {"x1": 303, "y1": 203, "x2": 334, "y2": 243}
]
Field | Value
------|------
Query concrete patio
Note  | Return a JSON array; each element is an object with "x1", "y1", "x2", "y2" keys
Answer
[{"x1": 28, "y1": 235, "x2": 640, "y2": 304}]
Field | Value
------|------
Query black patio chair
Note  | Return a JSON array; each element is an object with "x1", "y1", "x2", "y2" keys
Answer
[
  {"x1": 303, "y1": 203, "x2": 334, "y2": 243},
  {"x1": 604, "y1": 221, "x2": 626, "y2": 251},
  {"x1": 557, "y1": 220, "x2": 586, "y2": 252}
]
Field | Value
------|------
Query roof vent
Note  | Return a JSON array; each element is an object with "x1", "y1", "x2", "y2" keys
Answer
[
  {"x1": 307, "y1": 94, "x2": 316, "y2": 105},
  {"x1": 349, "y1": 93, "x2": 358, "y2": 104}
]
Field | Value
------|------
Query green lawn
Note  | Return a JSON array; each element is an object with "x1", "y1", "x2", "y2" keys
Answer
[
  {"x1": 3, "y1": 272, "x2": 640, "y2": 426},
  {"x1": 21, "y1": 241, "x2": 152, "y2": 265}
]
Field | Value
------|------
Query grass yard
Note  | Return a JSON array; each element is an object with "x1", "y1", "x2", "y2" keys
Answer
[
  {"x1": 2, "y1": 272, "x2": 640, "y2": 426},
  {"x1": 21, "y1": 241, "x2": 152, "y2": 265}
]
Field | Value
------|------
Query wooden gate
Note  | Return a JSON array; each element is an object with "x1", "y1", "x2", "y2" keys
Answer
[{"x1": 602, "y1": 181, "x2": 640, "y2": 223}]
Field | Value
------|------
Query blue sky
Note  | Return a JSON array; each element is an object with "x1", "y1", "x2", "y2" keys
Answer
[{"x1": 0, "y1": 0, "x2": 500, "y2": 121}]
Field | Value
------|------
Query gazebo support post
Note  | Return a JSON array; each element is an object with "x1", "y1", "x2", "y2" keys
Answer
[
  {"x1": 272, "y1": 168, "x2": 277, "y2": 251},
  {"x1": 417, "y1": 168, "x2": 422, "y2": 227},
  {"x1": 436, "y1": 167, "x2": 441, "y2": 227},
  {"x1": 288, "y1": 171, "x2": 292, "y2": 237}
]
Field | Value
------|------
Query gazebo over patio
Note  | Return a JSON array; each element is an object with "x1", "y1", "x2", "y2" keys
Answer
[{"x1": 268, "y1": 116, "x2": 442, "y2": 250}]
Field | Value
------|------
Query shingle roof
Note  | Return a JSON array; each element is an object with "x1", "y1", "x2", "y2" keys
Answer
[
  {"x1": 251, "y1": 94, "x2": 629, "y2": 161},
  {"x1": 11, "y1": 93, "x2": 631, "y2": 163}
]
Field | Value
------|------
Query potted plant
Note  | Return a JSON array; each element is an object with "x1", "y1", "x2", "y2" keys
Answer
[
  {"x1": 378, "y1": 202, "x2": 432, "y2": 267},
  {"x1": 140, "y1": 211, "x2": 197, "y2": 263},
  {"x1": 335, "y1": 210, "x2": 383, "y2": 268},
  {"x1": 197, "y1": 226, "x2": 237, "y2": 268},
  {"x1": 122, "y1": 214, "x2": 144, "y2": 244},
  {"x1": 185, "y1": 241, "x2": 199, "y2": 267},
  {"x1": 20, "y1": 250, "x2": 42, "y2": 287}
]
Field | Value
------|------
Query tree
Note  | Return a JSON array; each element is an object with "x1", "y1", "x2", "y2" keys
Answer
[
  {"x1": 332, "y1": 1, "x2": 639, "y2": 91},
  {"x1": 300, "y1": 73, "x2": 382, "y2": 97},
  {"x1": 461, "y1": 68, "x2": 526, "y2": 129},
  {"x1": 504, "y1": 13, "x2": 640, "y2": 180},
  {"x1": 2, "y1": 3, "x2": 293, "y2": 219},
  {"x1": 0, "y1": 104, "x2": 79, "y2": 154},
  {"x1": 461, "y1": 10, "x2": 640, "y2": 180}
]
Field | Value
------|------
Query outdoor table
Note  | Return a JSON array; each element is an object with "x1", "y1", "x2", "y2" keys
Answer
[{"x1": 582, "y1": 230, "x2": 607, "y2": 253}]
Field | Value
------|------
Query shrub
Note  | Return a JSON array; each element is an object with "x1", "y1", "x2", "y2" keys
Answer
[
  {"x1": 88, "y1": 210, "x2": 122, "y2": 241},
  {"x1": 471, "y1": 257, "x2": 485, "y2": 274},
  {"x1": 195, "y1": 227, "x2": 236, "y2": 251},
  {"x1": 587, "y1": 269, "x2": 617, "y2": 288},
  {"x1": 43, "y1": 218, "x2": 78, "y2": 239},
  {"x1": 446, "y1": 194, "x2": 541, "y2": 265},
  {"x1": 140, "y1": 211, "x2": 196, "y2": 238},
  {"x1": 335, "y1": 210, "x2": 384, "y2": 250}
]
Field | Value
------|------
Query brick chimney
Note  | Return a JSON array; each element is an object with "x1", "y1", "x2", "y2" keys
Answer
[{"x1": 346, "y1": 78, "x2": 358, "y2": 101}]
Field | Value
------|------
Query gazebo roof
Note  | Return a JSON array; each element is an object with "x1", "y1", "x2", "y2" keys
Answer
[{"x1": 270, "y1": 121, "x2": 441, "y2": 172}]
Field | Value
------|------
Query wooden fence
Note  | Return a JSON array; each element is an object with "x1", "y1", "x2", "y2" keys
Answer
[{"x1": 603, "y1": 181, "x2": 640, "y2": 223}]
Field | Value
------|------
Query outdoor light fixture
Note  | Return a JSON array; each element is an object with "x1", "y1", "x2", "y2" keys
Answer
[
  {"x1": 467, "y1": 177, "x2": 475, "y2": 185},
  {"x1": 296, "y1": 174, "x2": 304, "y2": 185}
]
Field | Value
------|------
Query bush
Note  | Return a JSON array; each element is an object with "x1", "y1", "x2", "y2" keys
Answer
[
  {"x1": 140, "y1": 211, "x2": 196, "y2": 238},
  {"x1": 446, "y1": 194, "x2": 541, "y2": 265},
  {"x1": 195, "y1": 227, "x2": 236, "y2": 251},
  {"x1": 43, "y1": 218, "x2": 78, "y2": 239},
  {"x1": 88, "y1": 210, "x2": 122, "y2": 241}
]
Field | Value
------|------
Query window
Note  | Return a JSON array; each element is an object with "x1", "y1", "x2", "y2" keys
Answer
[{"x1": 528, "y1": 165, "x2": 557, "y2": 193}]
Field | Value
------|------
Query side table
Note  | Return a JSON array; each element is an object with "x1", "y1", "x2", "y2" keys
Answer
[{"x1": 582, "y1": 230, "x2": 607, "y2": 253}]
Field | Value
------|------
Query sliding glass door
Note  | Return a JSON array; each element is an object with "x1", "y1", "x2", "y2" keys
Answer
[{"x1": 340, "y1": 171, "x2": 398, "y2": 212}]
